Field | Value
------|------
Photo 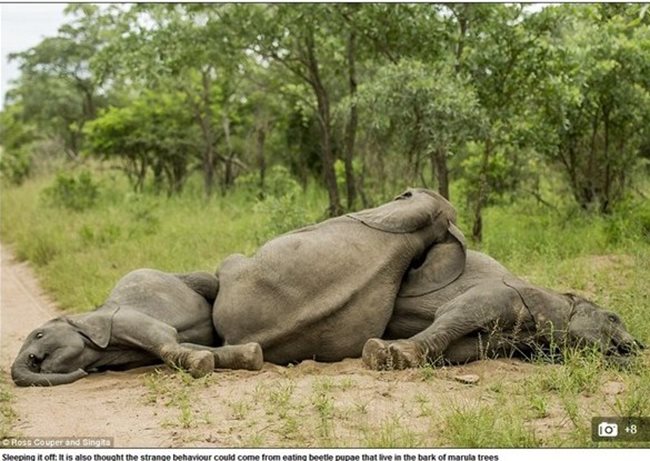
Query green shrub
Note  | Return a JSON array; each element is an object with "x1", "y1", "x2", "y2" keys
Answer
[
  {"x1": 236, "y1": 165, "x2": 301, "y2": 199},
  {"x1": 235, "y1": 165, "x2": 315, "y2": 243},
  {"x1": 253, "y1": 189, "x2": 310, "y2": 243},
  {"x1": 43, "y1": 171, "x2": 99, "y2": 211},
  {"x1": 0, "y1": 146, "x2": 32, "y2": 185}
]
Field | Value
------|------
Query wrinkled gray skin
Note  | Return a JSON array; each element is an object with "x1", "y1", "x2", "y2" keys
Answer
[
  {"x1": 362, "y1": 250, "x2": 645, "y2": 370},
  {"x1": 12, "y1": 269, "x2": 263, "y2": 387},
  {"x1": 214, "y1": 188, "x2": 466, "y2": 364}
]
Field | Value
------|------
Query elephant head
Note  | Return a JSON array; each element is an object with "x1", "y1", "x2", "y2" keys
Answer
[
  {"x1": 351, "y1": 188, "x2": 467, "y2": 295},
  {"x1": 504, "y1": 276, "x2": 644, "y2": 362},
  {"x1": 11, "y1": 305, "x2": 118, "y2": 386},
  {"x1": 565, "y1": 294, "x2": 645, "y2": 359}
]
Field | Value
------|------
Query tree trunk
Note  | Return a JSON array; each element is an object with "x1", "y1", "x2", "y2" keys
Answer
[
  {"x1": 433, "y1": 146, "x2": 450, "y2": 199},
  {"x1": 190, "y1": 70, "x2": 217, "y2": 198},
  {"x1": 601, "y1": 107, "x2": 611, "y2": 214},
  {"x1": 223, "y1": 154, "x2": 235, "y2": 192},
  {"x1": 222, "y1": 114, "x2": 235, "y2": 193},
  {"x1": 305, "y1": 31, "x2": 343, "y2": 216},
  {"x1": 343, "y1": 29, "x2": 358, "y2": 210},
  {"x1": 472, "y1": 138, "x2": 492, "y2": 243},
  {"x1": 256, "y1": 124, "x2": 267, "y2": 196}
]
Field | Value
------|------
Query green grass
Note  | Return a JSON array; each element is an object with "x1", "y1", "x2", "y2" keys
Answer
[{"x1": 440, "y1": 403, "x2": 542, "y2": 447}]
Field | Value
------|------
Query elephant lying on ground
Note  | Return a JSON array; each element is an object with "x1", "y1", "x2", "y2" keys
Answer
[
  {"x1": 11, "y1": 269, "x2": 262, "y2": 386},
  {"x1": 362, "y1": 250, "x2": 645, "y2": 369},
  {"x1": 213, "y1": 188, "x2": 466, "y2": 364}
]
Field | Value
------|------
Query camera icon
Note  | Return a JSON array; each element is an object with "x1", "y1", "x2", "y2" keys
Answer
[{"x1": 598, "y1": 421, "x2": 619, "y2": 438}]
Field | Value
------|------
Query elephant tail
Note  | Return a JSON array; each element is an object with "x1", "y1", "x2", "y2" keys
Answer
[{"x1": 175, "y1": 272, "x2": 219, "y2": 304}]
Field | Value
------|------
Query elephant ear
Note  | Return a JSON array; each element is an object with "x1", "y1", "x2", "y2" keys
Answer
[
  {"x1": 398, "y1": 222, "x2": 467, "y2": 297},
  {"x1": 348, "y1": 190, "x2": 442, "y2": 234},
  {"x1": 503, "y1": 276, "x2": 571, "y2": 344},
  {"x1": 66, "y1": 305, "x2": 120, "y2": 349}
]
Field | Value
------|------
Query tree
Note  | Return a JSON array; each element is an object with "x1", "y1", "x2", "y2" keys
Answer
[
  {"x1": 242, "y1": 4, "x2": 353, "y2": 216},
  {"x1": 7, "y1": 5, "x2": 109, "y2": 159},
  {"x1": 443, "y1": 4, "x2": 547, "y2": 241},
  {"x1": 84, "y1": 91, "x2": 198, "y2": 194},
  {"x1": 96, "y1": 4, "x2": 248, "y2": 197},
  {"x1": 0, "y1": 103, "x2": 37, "y2": 184},
  {"x1": 530, "y1": 4, "x2": 650, "y2": 212},
  {"x1": 356, "y1": 59, "x2": 484, "y2": 199}
]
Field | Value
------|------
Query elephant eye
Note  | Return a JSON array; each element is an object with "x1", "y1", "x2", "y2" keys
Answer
[
  {"x1": 35, "y1": 332, "x2": 44, "y2": 339},
  {"x1": 607, "y1": 314, "x2": 619, "y2": 323},
  {"x1": 29, "y1": 354, "x2": 36, "y2": 360}
]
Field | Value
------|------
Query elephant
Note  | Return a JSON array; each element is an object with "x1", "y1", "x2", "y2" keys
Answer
[
  {"x1": 213, "y1": 188, "x2": 466, "y2": 364},
  {"x1": 11, "y1": 269, "x2": 263, "y2": 386},
  {"x1": 362, "y1": 249, "x2": 645, "y2": 370}
]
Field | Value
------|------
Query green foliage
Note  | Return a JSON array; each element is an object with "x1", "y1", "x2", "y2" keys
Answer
[
  {"x1": 42, "y1": 171, "x2": 99, "y2": 211},
  {"x1": 0, "y1": 146, "x2": 32, "y2": 185},
  {"x1": 354, "y1": 59, "x2": 484, "y2": 193},
  {"x1": 250, "y1": 167, "x2": 324, "y2": 243},
  {"x1": 84, "y1": 90, "x2": 198, "y2": 194},
  {"x1": 529, "y1": 4, "x2": 650, "y2": 212},
  {"x1": 4, "y1": 3, "x2": 650, "y2": 215},
  {"x1": 6, "y1": 5, "x2": 110, "y2": 159},
  {"x1": 236, "y1": 165, "x2": 301, "y2": 199},
  {"x1": 0, "y1": 104, "x2": 36, "y2": 184}
]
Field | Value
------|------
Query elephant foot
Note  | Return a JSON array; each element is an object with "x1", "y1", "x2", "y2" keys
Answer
[
  {"x1": 214, "y1": 343, "x2": 264, "y2": 371},
  {"x1": 160, "y1": 345, "x2": 215, "y2": 378},
  {"x1": 362, "y1": 338, "x2": 428, "y2": 371},
  {"x1": 362, "y1": 338, "x2": 392, "y2": 370},
  {"x1": 186, "y1": 350, "x2": 215, "y2": 378}
]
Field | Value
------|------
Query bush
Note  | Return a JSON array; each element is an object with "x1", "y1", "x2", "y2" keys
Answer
[
  {"x1": 42, "y1": 171, "x2": 100, "y2": 211},
  {"x1": 0, "y1": 146, "x2": 32, "y2": 185},
  {"x1": 236, "y1": 165, "x2": 302, "y2": 199},
  {"x1": 240, "y1": 167, "x2": 317, "y2": 243}
]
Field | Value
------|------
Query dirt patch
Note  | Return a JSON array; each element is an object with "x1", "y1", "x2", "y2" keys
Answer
[{"x1": 0, "y1": 244, "x2": 643, "y2": 447}]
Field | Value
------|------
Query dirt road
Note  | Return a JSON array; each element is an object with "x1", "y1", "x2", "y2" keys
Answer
[{"x1": 1, "y1": 243, "x2": 591, "y2": 447}]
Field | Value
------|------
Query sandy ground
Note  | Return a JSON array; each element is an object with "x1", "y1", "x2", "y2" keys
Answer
[{"x1": 2, "y1": 243, "x2": 633, "y2": 448}]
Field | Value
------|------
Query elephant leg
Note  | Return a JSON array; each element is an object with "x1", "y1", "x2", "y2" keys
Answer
[
  {"x1": 442, "y1": 334, "x2": 502, "y2": 364},
  {"x1": 443, "y1": 333, "x2": 537, "y2": 364},
  {"x1": 363, "y1": 334, "x2": 507, "y2": 370},
  {"x1": 363, "y1": 285, "x2": 525, "y2": 370},
  {"x1": 174, "y1": 272, "x2": 219, "y2": 304},
  {"x1": 179, "y1": 342, "x2": 263, "y2": 371},
  {"x1": 112, "y1": 310, "x2": 214, "y2": 378}
]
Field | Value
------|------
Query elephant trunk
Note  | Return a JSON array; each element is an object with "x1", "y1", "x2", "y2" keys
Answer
[{"x1": 11, "y1": 354, "x2": 87, "y2": 387}]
